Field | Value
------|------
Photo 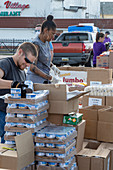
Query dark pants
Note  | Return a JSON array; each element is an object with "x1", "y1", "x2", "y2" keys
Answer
[
  {"x1": 93, "y1": 64, "x2": 96, "y2": 67},
  {"x1": 0, "y1": 111, "x2": 6, "y2": 143}
]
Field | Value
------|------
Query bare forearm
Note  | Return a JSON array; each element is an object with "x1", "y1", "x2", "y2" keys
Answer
[
  {"x1": 0, "y1": 79, "x2": 12, "y2": 89},
  {"x1": 30, "y1": 64, "x2": 52, "y2": 80}
]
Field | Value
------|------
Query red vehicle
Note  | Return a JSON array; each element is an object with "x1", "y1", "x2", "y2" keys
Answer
[{"x1": 52, "y1": 32, "x2": 94, "y2": 66}]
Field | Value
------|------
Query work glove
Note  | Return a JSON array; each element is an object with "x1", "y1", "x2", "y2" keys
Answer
[
  {"x1": 11, "y1": 81, "x2": 32, "y2": 98},
  {"x1": 51, "y1": 64, "x2": 60, "y2": 75},
  {"x1": 11, "y1": 81, "x2": 28, "y2": 89}
]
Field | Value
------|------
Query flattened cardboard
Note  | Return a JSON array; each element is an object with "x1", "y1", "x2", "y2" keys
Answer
[
  {"x1": 97, "y1": 121, "x2": 113, "y2": 143},
  {"x1": 82, "y1": 95, "x2": 105, "y2": 107},
  {"x1": 87, "y1": 68, "x2": 112, "y2": 85},
  {"x1": 6, "y1": 112, "x2": 48, "y2": 124},
  {"x1": 35, "y1": 141, "x2": 76, "y2": 154},
  {"x1": 0, "y1": 131, "x2": 34, "y2": 170},
  {"x1": 5, "y1": 95, "x2": 47, "y2": 104},
  {"x1": 35, "y1": 149, "x2": 76, "y2": 163},
  {"x1": 5, "y1": 121, "x2": 48, "y2": 133},
  {"x1": 6, "y1": 103, "x2": 49, "y2": 115},
  {"x1": 76, "y1": 120, "x2": 86, "y2": 153},
  {"x1": 37, "y1": 156, "x2": 75, "y2": 170}
]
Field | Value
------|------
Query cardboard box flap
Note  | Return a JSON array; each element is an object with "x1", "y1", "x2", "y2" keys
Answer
[
  {"x1": 67, "y1": 91, "x2": 89, "y2": 100},
  {"x1": 34, "y1": 83, "x2": 67, "y2": 100},
  {"x1": 77, "y1": 148, "x2": 96, "y2": 157},
  {"x1": 15, "y1": 130, "x2": 34, "y2": 157},
  {"x1": 93, "y1": 149, "x2": 110, "y2": 158}
]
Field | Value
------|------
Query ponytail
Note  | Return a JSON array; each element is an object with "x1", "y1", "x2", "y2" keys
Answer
[{"x1": 41, "y1": 15, "x2": 56, "y2": 33}]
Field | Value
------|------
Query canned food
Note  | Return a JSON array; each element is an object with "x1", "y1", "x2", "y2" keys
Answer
[
  {"x1": 36, "y1": 152, "x2": 45, "y2": 156},
  {"x1": 46, "y1": 143, "x2": 55, "y2": 148},
  {"x1": 46, "y1": 134, "x2": 56, "y2": 139},
  {"x1": 5, "y1": 132, "x2": 16, "y2": 136},
  {"x1": 24, "y1": 80, "x2": 34, "y2": 91},
  {"x1": 59, "y1": 162, "x2": 69, "y2": 167},
  {"x1": 56, "y1": 144, "x2": 66, "y2": 149},
  {"x1": 26, "y1": 93, "x2": 36, "y2": 99},
  {"x1": 55, "y1": 134, "x2": 67, "y2": 140},
  {"x1": 11, "y1": 88, "x2": 21, "y2": 94},
  {"x1": 11, "y1": 93, "x2": 21, "y2": 99},
  {"x1": 38, "y1": 162, "x2": 47, "y2": 166},
  {"x1": 48, "y1": 162, "x2": 57, "y2": 166},
  {"x1": 36, "y1": 133, "x2": 45, "y2": 138},
  {"x1": 55, "y1": 153, "x2": 66, "y2": 158},
  {"x1": 36, "y1": 143, "x2": 45, "y2": 147},
  {"x1": 46, "y1": 153, "x2": 54, "y2": 157}
]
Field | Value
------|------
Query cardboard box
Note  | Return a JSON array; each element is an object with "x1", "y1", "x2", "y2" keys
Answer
[
  {"x1": 34, "y1": 84, "x2": 88, "y2": 101},
  {"x1": 0, "y1": 131, "x2": 34, "y2": 170},
  {"x1": 63, "y1": 113, "x2": 83, "y2": 126},
  {"x1": 96, "y1": 55, "x2": 109, "y2": 68},
  {"x1": 77, "y1": 141, "x2": 110, "y2": 170},
  {"x1": 87, "y1": 68, "x2": 112, "y2": 86},
  {"x1": 84, "y1": 120, "x2": 97, "y2": 140},
  {"x1": 97, "y1": 121, "x2": 113, "y2": 143},
  {"x1": 79, "y1": 105, "x2": 107, "y2": 121},
  {"x1": 106, "y1": 96, "x2": 113, "y2": 107},
  {"x1": 98, "y1": 107, "x2": 113, "y2": 123},
  {"x1": 48, "y1": 98, "x2": 79, "y2": 114},
  {"x1": 109, "y1": 52, "x2": 113, "y2": 69},
  {"x1": 98, "y1": 143, "x2": 113, "y2": 170},
  {"x1": 82, "y1": 95, "x2": 105, "y2": 107}
]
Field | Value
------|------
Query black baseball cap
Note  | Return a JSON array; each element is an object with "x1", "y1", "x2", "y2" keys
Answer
[{"x1": 105, "y1": 31, "x2": 110, "y2": 34}]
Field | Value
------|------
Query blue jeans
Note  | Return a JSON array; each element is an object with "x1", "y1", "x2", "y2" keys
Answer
[{"x1": 0, "y1": 111, "x2": 6, "y2": 143}]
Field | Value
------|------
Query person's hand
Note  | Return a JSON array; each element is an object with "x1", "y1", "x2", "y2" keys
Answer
[
  {"x1": 51, "y1": 65, "x2": 60, "y2": 75},
  {"x1": 50, "y1": 76, "x2": 60, "y2": 84},
  {"x1": 11, "y1": 81, "x2": 28, "y2": 88}
]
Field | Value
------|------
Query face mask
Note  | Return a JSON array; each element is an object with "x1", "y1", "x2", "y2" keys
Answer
[{"x1": 107, "y1": 35, "x2": 109, "y2": 38}]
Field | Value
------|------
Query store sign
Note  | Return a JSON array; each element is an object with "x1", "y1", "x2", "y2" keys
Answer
[
  {"x1": 4, "y1": 1, "x2": 30, "y2": 10},
  {"x1": 0, "y1": 11, "x2": 21, "y2": 16}
]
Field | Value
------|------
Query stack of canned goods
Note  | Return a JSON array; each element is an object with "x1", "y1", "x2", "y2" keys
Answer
[
  {"x1": 35, "y1": 125, "x2": 77, "y2": 169},
  {"x1": 4, "y1": 90, "x2": 49, "y2": 146}
]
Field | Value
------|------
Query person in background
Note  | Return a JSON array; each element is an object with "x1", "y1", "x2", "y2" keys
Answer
[
  {"x1": 103, "y1": 31, "x2": 111, "y2": 44},
  {"x1": 0, "y1": 42, "x2": 38, "y2": 143},
  {"x1": 26, "y1": 15, "x2": 56, "y2": 83},
  {"x1": 93, "y1": 32, "x2": 106, "y2": 67},
  {"x1": 34, "y1": 23, "x2": 54, "y2": 61}
]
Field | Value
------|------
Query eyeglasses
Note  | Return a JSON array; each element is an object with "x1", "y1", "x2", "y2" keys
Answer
[
  {"x1": 24, "y1": 55, "x2": 33, "y2": 64},
  {"x1": 24, "y1": 55, "x2": 36, "y2": 66}
]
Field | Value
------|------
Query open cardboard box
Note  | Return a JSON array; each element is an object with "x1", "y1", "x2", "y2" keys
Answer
[
  {"x1": 0, "y1": 131, "x2": 34, "y2": 170},
  {"x1": 77, "y1": 141, "x2": 110, "y2": 170},
  {"x1": 34, "y1": 84, "x2": 89, "y2": 114}
]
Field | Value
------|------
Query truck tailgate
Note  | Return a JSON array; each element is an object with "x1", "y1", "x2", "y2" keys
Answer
[{"x1": 53, "y1": 42, "x2": 83, "y2": 53}]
